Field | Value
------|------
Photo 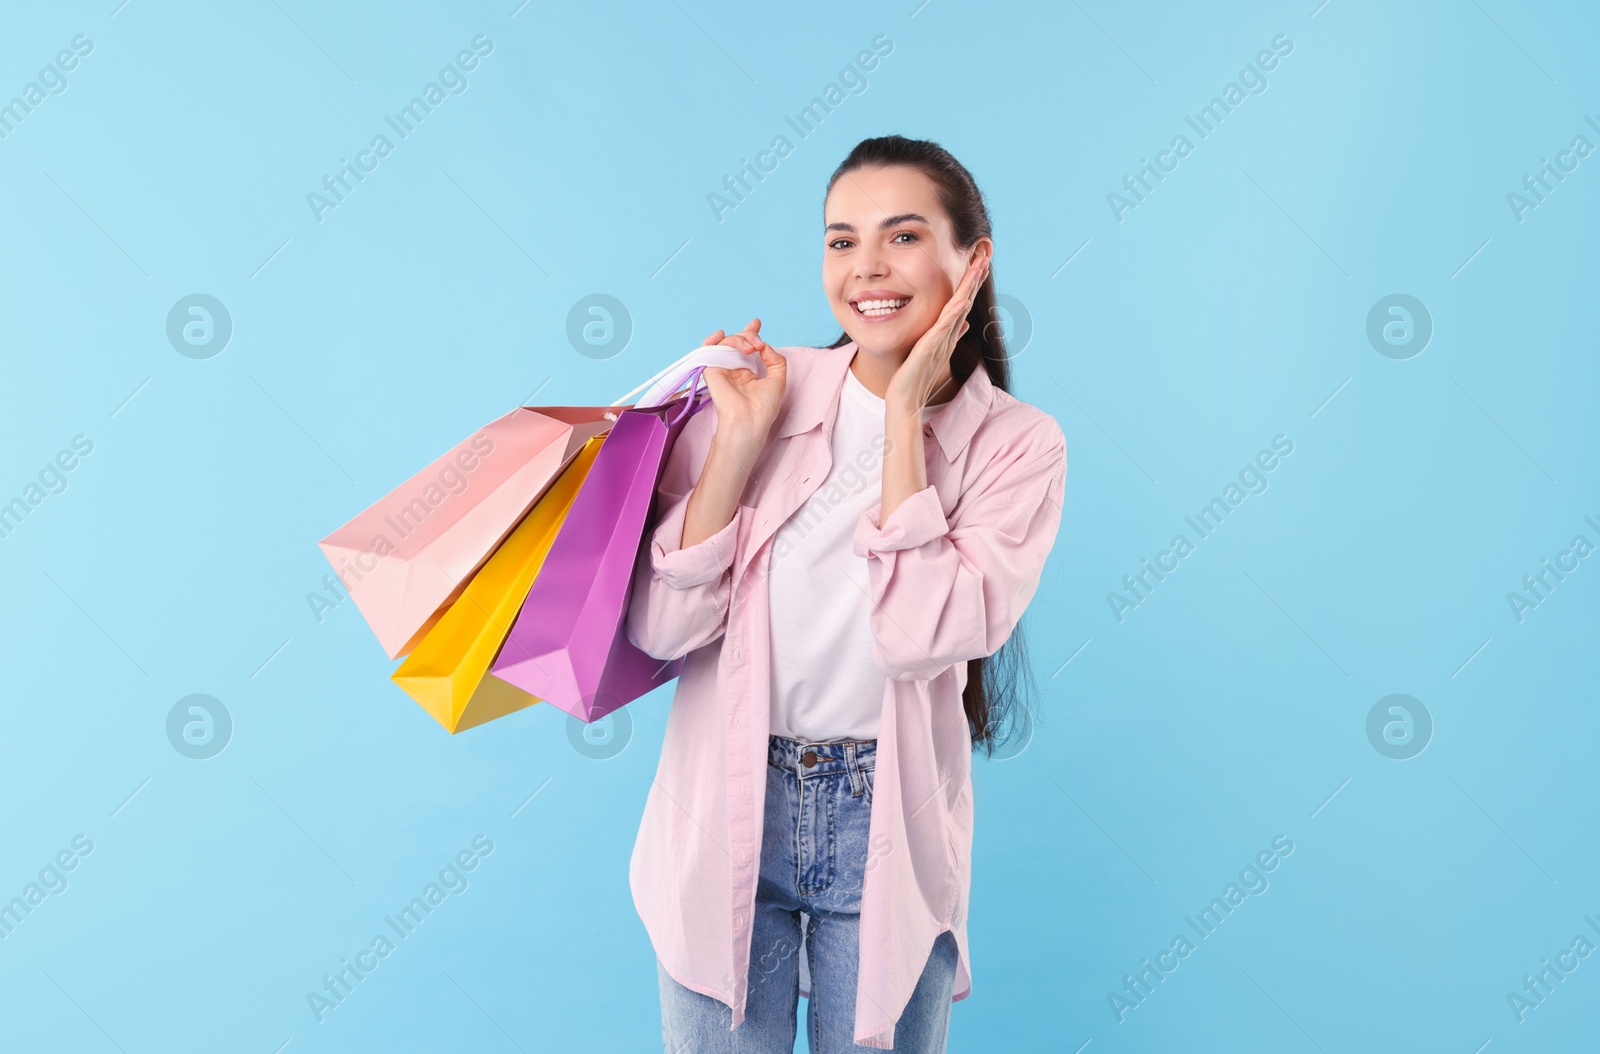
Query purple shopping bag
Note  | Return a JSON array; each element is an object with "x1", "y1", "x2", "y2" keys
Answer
[{"x1": 488, "y1": 370, "x2": 713, "y2": 722}]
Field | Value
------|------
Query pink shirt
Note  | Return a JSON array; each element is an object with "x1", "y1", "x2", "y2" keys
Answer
[{"x1": 625, "y1": 341, "x2": 1068, "y2": 1049}]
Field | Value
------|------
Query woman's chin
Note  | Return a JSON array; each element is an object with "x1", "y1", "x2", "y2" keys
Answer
[{"x1": 845, "y1": 331, "x2": 907, "y2": 356}]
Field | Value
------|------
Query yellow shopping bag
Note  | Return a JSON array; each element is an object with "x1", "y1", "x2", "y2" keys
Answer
[{"x1": 391, "y1": 433, "x2": 605, "y2": 733}]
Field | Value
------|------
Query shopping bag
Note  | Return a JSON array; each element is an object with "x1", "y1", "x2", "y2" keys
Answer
[
  {"x1": 488, "y1": 367, "x2": 721, "y2": 722},
  {"x1": 389, "y1": 433, "x2": 605, "y2": 733},
  {"x1": 318, "y1": 406, "x2": 613, "y2": 659}
]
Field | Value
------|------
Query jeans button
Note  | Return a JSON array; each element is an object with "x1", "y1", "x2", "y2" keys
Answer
[{"x1": 801, "y1": 751, "x2": 819, "y2": 767}]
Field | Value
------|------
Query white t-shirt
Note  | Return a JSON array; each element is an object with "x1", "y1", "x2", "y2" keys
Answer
[{"x1": 767, "y1": 366, "x2": 950, "y2": 742}]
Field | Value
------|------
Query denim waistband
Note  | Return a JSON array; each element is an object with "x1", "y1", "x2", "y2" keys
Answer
[{"x1": 767, "y1": 733, "x2": 876, "y2": 777}]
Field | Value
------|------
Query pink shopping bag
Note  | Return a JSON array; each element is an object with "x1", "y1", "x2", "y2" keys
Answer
[
  {"x1": 488, "y1": 370, "x2": 716, "y2": 722},
  {"x1": 319, "y1": 406, "x2": 614, "y2": 659}
]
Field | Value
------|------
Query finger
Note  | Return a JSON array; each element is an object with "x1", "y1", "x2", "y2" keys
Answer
[
  {"x1": 940, "y1": 302, "x2": 966, "y2": 348},
  {"x1": 941, "y1": 289, "x2": 976, "y2": 326},
  {"x1": 703, "y1": 328, "x2": 726, "y2": 346},
  {"x1": 944, "y1": 271, "x2": 980, "y2": 317},
  {"x1": 963, "y1": 252, "x2": 989, "y2": 292},
  {"x1": 960, "y1": 258, "x2": 986, "y2": 297}
]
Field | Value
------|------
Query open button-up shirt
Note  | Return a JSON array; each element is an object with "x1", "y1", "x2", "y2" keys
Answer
[{"x1": 625, "y1": 341, "x2": 1067, "y2": 1049}]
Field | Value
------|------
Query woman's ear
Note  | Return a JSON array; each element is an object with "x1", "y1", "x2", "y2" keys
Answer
[{"x1": 969, "y1": 237, "x2": 994, "y2": 266}]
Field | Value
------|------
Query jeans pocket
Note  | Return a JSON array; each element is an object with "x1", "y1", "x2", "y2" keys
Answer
[{"x1": 861, "y1": 762, "x2": 875, "y2": 803}]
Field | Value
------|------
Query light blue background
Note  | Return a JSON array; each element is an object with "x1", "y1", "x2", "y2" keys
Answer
[{"x1": 2, "y1": 1, "x2": 1596, "y2": 1051}]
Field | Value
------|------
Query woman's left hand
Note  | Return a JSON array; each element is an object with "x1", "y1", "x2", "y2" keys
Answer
[{"x1": 885, "y1": 250, "x2": 990, "y2": 414}]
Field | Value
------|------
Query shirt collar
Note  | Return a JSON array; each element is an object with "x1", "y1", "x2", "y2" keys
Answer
[{"x1": 772, "y1": 341, "x2": 995, "y2": 461}]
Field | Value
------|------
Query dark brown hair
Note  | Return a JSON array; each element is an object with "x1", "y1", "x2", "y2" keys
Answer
[{"x1": 821, "y1": 134, "x2": 1035, "y2": 758}]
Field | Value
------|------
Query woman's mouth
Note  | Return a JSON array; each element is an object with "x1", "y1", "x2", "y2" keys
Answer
[{"x1": 851, "y1": 296, "x2": 911, "y2": 321}]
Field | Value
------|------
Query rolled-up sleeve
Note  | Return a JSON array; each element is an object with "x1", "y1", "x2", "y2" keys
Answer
[
  {"x1": 626, "y1": 398, "x2": 746, "y2": 661},
  {"x1": 851, "y1": 419, "x2": 1067, "y2": 681},
  {"x1": 649, "y1": 490, "x2": 743, "y2": 588}
]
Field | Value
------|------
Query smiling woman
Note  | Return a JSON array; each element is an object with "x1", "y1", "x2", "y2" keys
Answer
[{"x1": 632, "y1": 135, "x2": 1068, "y2": 1051}]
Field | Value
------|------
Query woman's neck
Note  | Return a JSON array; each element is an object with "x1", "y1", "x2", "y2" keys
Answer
[{"x1": 849, "y1": 347, "x2": 955, "y2": 406}]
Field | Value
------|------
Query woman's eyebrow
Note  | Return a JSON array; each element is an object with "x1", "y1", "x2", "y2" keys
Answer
[{"x1": 824, "y1": 212, "x2": 930, "y2": 233}]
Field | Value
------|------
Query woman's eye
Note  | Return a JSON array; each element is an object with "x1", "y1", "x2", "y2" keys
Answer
[
  {"x1": 828, "y1": 238, "x2": 852, "y2": 250},
  {"x1": 892, "y1": 231, "x2": 917, "y2": 244}
]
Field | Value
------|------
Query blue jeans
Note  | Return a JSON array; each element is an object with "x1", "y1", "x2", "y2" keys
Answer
[{"x1": 657, "y1": 734, "x2": 959, "y2": 1053}]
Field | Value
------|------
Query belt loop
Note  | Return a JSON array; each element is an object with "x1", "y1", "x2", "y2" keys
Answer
[{"x1": 844, "y1": 742, "x2": 861, "y2": 795}]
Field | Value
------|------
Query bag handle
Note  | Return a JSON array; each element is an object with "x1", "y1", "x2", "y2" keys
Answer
[
  {"x1": 609, "y1": 347, "x2": 696, "y2": 407},
  {"x1": 610, "y1": 345, "x2": 767, "y2": 408},
  {"x1": 663, "y1": 366, "x2": 715, "y2": 427}
]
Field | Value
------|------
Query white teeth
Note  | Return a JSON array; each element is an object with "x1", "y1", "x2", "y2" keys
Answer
[{"x1": 854, "y1": 297, "x2": 908, "y2": 317}]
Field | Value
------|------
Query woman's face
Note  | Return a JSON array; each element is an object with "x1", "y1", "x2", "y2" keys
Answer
[{"x1": 822, "y1": 164, "x2": 990, "y2": 361}]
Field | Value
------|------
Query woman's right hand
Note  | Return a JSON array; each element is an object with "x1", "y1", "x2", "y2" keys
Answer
[{"x1": 698, "y1": 318, "x2": 786, "y2": 438}]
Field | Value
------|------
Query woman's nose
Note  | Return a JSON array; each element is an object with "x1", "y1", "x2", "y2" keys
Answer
[{"x1": 854, "y1": 250, "x2": 888, "y2": 280}]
